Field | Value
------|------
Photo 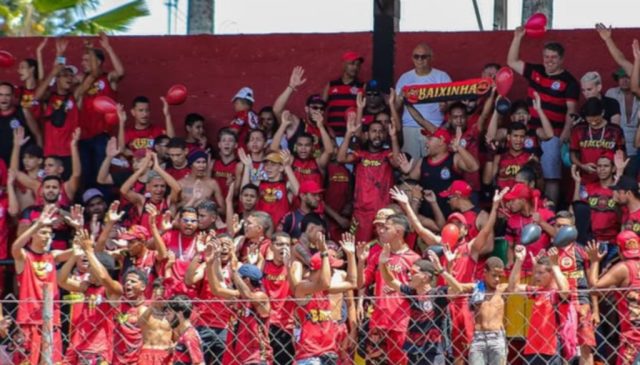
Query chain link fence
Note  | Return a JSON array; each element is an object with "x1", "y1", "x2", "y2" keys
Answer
[{"x1": 1, "y1": 288, "x2": 639, "y2": 365}]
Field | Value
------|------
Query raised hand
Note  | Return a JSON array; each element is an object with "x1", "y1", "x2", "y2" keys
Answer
[
  {"x1": 105, "y1": 201, "x2": 125, "y2": 224},
  {"x1": 98, "y1": 32, "x2": 111, "y2": 50},
  {"x1": 514, "y1": 245, "x2": 526, "y2": 263},
  {"x1": 55, "y1": 38, "x2": 69, "y2": 56},
  {"x1": 89, "y1": 214, "x2": 100, "y2": 238},
  {"x1": 356, "y1": 241, "x2": 370, "y2": 263},
  {"x1": 390, "y1": 186, "x2": 409, "y2": 205},
  {"x1": 13, "y1": 126, "x2": 30, "y2": 147},
  {"x1": 71, "y1": 127, "x2": 81, "y2": 145},
  {"x1": 442, "y1": 245, "x2": 458, "y2": 263},
  {"x1": 339, "y1": 232, "x2": 356, "y2": 255},
  {"x1": 77, "y1": 229, "x2": 95, "y2": 253},
  {"x1": 595, "y1": 23, "x2": 612, "y2": 41},
  {"x1": 36, "y1": 37, "x2": 48, "y2": 53},
  {"x1": 160, "y1": 96, "x2": 170, "y2": 117},
  {"x1": 493, "y1": 187, "x2": 510, "y2": 204},
  {"x1": 280, "y1": 149, "x2": 294, "y2": 167},
  {"x1": 289, "y1": 66, "x2": 307, "y2": 89},
  {"x1": 238, "y1": 148, "x2": 252, "y2": 166},
  {"x1": 116, "y1": 103, "x2": 127, "y2": 125},
  {"x1": 586, "y1": 240, "x2": 606, "y2": 263},
  {"x1": 388, "y1": 88, "x2": 397, "y2": 106},
  {"x1": 388, "y1": 121, "x2": 397, "y2": 138},
  {"x1": 450, "y1": 127, "x2": 463, "y2": 152},
  {"x1": 423, "y1": 189, "x2": 437, "y2": 203},
  {"x1": 161, "y1": 210, "x2": 173, "y2": 231},
  {"x1": 547, "y1": 247, "x2": 559, "y2": 266},
  {"x1": 316, "y1": 231, "x2": 328, "y2": 253},
  {"x1": 514, "y1": 26, "x2": 526, "y2": 39},
  {"x1": 39, "y1": 205, "x2": 58, "y2": 226},
  {"x1": 532, "y1": 91, "x2": 543, "y2": 111},
  {"x1": 64, "y1": 204, "x2": 85, "y2": 230},
  {"x1": 633, "y1": 39, "x2": 640, "y2": 60},
  {"x1": 356, "y1": 92, "x2": 366, "y2": 110},
  {"x1": 570, "y1": 164, "x2": 581, "y2": 183},
  {"x1": 106, "y1": 136, "x2": 120, "y2": 157},
  {"x1": 395, "y1": 153, "x2": 413, "y2": 174},
  {"x1": 281, "y1": 110, "x2": 294, "y2": 127},
  {"x1": 614, "y1": 150, "x2": 630, "y2": 172},
  {"x1": 427, "y1": 250, "x2": 444, "y2": 272}
]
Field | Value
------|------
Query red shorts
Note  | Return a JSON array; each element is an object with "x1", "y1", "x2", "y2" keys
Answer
[
  {"x1": 449, "y1": 301, "x2": 473, "y2": 358},
  {"x1": 368, "y1": 327, "x2": 408, "y2": 365},
  {"x1": 63, "y1": 351, "x2": 110, "y2": 365},
  {"x1": 335, "y1": 322, "x2": 349, "y2": 365},
  {"x1": 12, "y1": 323, "x2": 63, "y2": 365},
  {"x1": 137, "y1": 348, "x2": 172, "y2": 365},
  {"x1": 576, "y1": 302, "x2": 596, "y2": 347}
]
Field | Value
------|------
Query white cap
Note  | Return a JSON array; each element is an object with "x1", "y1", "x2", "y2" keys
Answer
[
  {"x1": 82, "y1": 188, "x2": 104, "y2": 204},
  {"x1": 231, "y1": 87, "x2": 255, "y2": 103}
]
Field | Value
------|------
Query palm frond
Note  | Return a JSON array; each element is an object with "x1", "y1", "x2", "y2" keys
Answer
[
  {"x1": 69, "y1": 0, "x2": 149, "y2": 34},
  {"x1": 32, "y1": 0, "x2": 83, "y2": 14}
]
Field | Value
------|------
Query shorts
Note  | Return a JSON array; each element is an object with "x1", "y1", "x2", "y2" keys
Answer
[
  {"x1": 524, "y1": 354, "x2": 563, "y2": 365},
  {"x1": 137, "y1": 348, "x2": 172, "y2": 365},
  {"x1": 576, "y1": 302, "x2": 596, "y2": 347},
  {"x1": 197, "y1": 326, "x2": 228, "y2": 365},
  {"x1": 468, "y1": 330, "x2": 507, "y2": 365},
  {"x1": 402, "y1": 126, "x2": 427, "y2": 159},
  {"x1": 297, "y1": 353, "x2": 338, "y2": 365},
  {"x1": 63, "y1": 351, "x2": 110, "y2": 365},
  {"x1": 449, "y1": 301, "x2": 473, "y2": 358},
  {"x1": 12, "y1": 323, "x2": 63, "y2": 365},
  {"x1": 540, "y1": 136, "x2": 562, "y2": 179}
]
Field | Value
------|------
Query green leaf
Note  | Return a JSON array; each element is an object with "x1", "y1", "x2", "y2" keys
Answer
[
  {"x1": 32, "y1": 0, "x2": 83, "y2": 14},
  {"x1": 69, "y1": 0, "x2": 149, "y2": 34}
]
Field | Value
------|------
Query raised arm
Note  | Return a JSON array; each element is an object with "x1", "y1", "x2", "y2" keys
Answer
[
  {"x1": 281, "y1": 149, "x2": 300, "y2": 196},
  {"x1": 547, "y1": 247, "x2": 570, "y2": 299},
  {"x1": 570, "y1": 165, "x2": 582, "y2": 202},
  {"x1": 328, "y1": 233, "x2": 358, "y2": 293},
  {"x1": 470, "y1": 188, "x2": 508, "y2": 256},
  {"x1": 532, "y1": 92, "x2": 554, "y2": 141},
  {"x1": 21, "y1": 105, "x2": 43, "y2": 147},
  {"x1": 120, "y1": 154, "x2": 150, "y2": 208},
  {"x1": 34, "y1": 39, "x2": 67, "y2": 101},
  {"x1": 160, "y1": 97, "x2": 175, "y2": 138},
  {"x1": 378, "y1": 243, "x2": 402, "y2": 292},
  {"x1": 596, "y1": 23, "x2": 633, "y2": 76},
  {"x1": 452, "y1": 128, "x2": 480, "y2": 172},
  {"x1": 117, "y1": 104, "x2": 127, "y2": 152},
  {"x1": 427, "y1": 250, "x2": 473, "y2": 294},
  {"x1": 269, "y1": 111, "x2": 293, "y2": 152},
  {"x1": 97, "y1": 137, "x2": 119, "y2": 185},
  {"x1": 336, "y1": 116, "x2": 360, "y2": 164},
  {"x1": 151, "y1": 152, "x2": 181, "y2": 204},
  {"x1": 506, "y1": 27, "x2": 526, "y2": 75},
  {"x1": 57, "y1": 250, "x2": 86, "y2": 293},
  {"x1": 147, "y1": 204, "x2": 168, "y2": 261},
  {"x1": 35, "y1": 38, "x2": 47, "y2": 81},
  {"x1": 98, "y1": 32, "x2": 125, "y2": 87},
  {"x1": 206, "y1": 247, "x2": 240, "y2": 299},
  {"x1": 390, "y1": 187, "x2": 440, "y2": 245},
  {"x1": 507, "y1": 245, "x2": 528, "y2": 292},
  {"x1": 78, "y1": 230, "x2": 123, "y2": 298},
  {"x1": 232, "y1": 267, "x2": 270, "y2": 317},
  {"x1": 315, "y1": 113, "x2": 335, "y2": 170},
  {"x1": 12, "y1": 205, "x2": 57, "y2": 273},
  {"x1": 405, "y1": 103, "x2": 438, "y2": 133},
  {"x1": 66, "y1": 128, "x2": 82, "y2": 200},
  {"x1": 631, "y1": 39, "x2": 640, "y2": 98},
  {"x1": 7, "y1": 171, "x2": 20, "y2": 217},
  {"x1": 293, "y1": 233, "x2": 331, "y2": 297},
  {"x1": 273, "y1": 66, "x2": 306, "y2": 118}
]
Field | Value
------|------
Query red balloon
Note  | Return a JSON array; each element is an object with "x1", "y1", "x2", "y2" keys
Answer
[
  {"x1": 525, "y1": 13, "x2": 547, "y2": 38},
  {"x1": 526, "y1": 27, "x2": 546, "y2": 38},
  {"x1": 495, "y1": 67, "x2": 514, "y2": 97},
  {"x1": 104, "y1": 112, "x2": 119, "y2": 126},
  {"x1": 0, "y1": 50, "x2": 16, "y2": 68},
  {"x1": 93, "y1": 96, "x2": 117, "y2": 114},
  {"x1": 165, "y1": 84, "x2": 188, "y2": 105},
  {"x1": 441, "y1": 223, "x2": 460, "y2": 249}
]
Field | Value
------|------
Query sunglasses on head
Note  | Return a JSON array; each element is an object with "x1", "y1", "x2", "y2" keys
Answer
[{"x1": 413, "y1": 54, "x2": 431, "y2": 60}]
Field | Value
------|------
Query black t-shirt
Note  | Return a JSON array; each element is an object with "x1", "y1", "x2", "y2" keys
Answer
[
  {"x1": 579, "y1": 95, "x2": 621, "y2": 123},
  {"x1": 0, "y1": 108, "x2": 31, "y2": 165}
]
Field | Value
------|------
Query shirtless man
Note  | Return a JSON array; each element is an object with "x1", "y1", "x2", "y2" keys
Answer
[
  {"x1": 179, "y1": 149, "x2": 224, "y2": 210},
  {"x1": 137, "y1": 279, "x2": 174, "y2": 364}
]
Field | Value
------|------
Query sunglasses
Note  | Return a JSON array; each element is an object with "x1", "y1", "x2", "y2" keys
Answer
[
  {"x1": 366, "y1": 91, "x2": 380, "y2": 97},
  {"x1": 413, "y1": 54, "x2": 431, "y2": 60},
  {"x1": 182, "y1": 218, "x2": 198, "y2": 224},
  {"x1": 310, "y1": 105, "x2": 325, "y2": 111}
]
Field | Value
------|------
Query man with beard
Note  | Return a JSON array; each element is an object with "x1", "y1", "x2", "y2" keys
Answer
[
  {"x1": 179, "y1": 149, "x2": 224, "y2": 210},
  {"x1": 0, "y1": 82, "x2": 41, "y2": 165},
  {"x1": 57, "y1": 230, "x2": 121, "y2": 364},
  {"x1": 278, "y1": 180, "x2": 323, "y2": 239},
  {"x1": 17, "y1": 175, "x2": 72, "y2": 250},
  {"x1": 185, "y1": 234, "x2": 235, "y2": 365},
  {"x1": 81, "y1": 188, "x2": 108, "y2": 232},
  {"x1": 120, "y1": 151, "x2": 182, "y2": 232},
  {"x1": 166, "y1": 295, "x2": 205, "y2": 365},
  {"x1": 11, "y1": 205, "x2": 73, "y2": 365},
  {"x1": 337, "y1": 117, "x2": 401, "y2": 242}
]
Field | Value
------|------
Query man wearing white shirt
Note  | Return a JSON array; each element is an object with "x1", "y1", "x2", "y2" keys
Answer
[{"x1": 395, "y1": 43, "x2": 452, "y2": 159}]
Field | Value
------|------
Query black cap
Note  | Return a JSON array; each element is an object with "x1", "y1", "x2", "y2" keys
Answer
[
  {"x1": 306, "y1": 94, "x2": 326, "y2": 107},
  {"x1": 366, "y1": 80, "x2": 382, "y2": 94},
  {"x1": 583, "y1": 97, "x2": 604, "y2": 117},
  {"x1": 611, "y1": 175, "x2": 639, "y2": 192}
]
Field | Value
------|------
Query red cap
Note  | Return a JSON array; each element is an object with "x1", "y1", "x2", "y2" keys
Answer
[
  {"x1": 342, "y1": 51, "x2": 364, "y2": 63},
  {"x1": 439, "y1": 180, "x2": 472, "y2": 198},
  {"x1": 299, "y1": 180, "x2": 324, "y2": 195},
  {"x1": 598, "y1": 151, "x2": 615, "y2": 161},
  {"x1": 617, "y1": 231, "x2": 640, "y2": 259},
  {"x1": 422, "y1": 128, "x2": 452, "y2": 145},
  {"x1": 310, "y1": 250, "x2": 344, "y2": 271},
  {"x1": 446, "y1": 212, "x2": 468, "y2": 226},
  {"x1": 503, "y1": 183, "x2": 532, "y2": 201},
  {"x1": 133, "y1": 149, "x2": 147, "y2": 159},
  {"x1": 119, "y1": 225, "x2": 150, "y2": 241}
]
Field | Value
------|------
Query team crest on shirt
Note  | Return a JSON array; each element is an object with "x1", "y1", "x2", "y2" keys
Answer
[
  {"x1": 459, "y1": 138, "x2": 468, "y2": 148},
  {"x1": 10, "y1": 118, "x2": 21, "y2": 129},
  {"x1": 262, "y1": 187, "x2": 283, "y2": 203},
  {"x1": 32, "y1": 261, "x2": 53, "y2": 279},
  {"x1": 441, "y1": 167, "x2": 451, "y2": 180},
  {"x1": 350, "y1": 86, "x2": 359, "y2": 95},
  {"x1": 560, "y1": 256, "x2": 573, "y2": 269},
  {"x1": 551, "y1": 81, "x2": 561, "y2": 90},
  {"x1": 421, "y1": 300, "x2": 433, "y2": 312},
  {"x1": 524, "y1": 137, "x2": 534, "y2": 149}
]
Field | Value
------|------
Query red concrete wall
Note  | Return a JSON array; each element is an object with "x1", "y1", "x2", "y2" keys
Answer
[{"x1": 0, "y1": 29, "x2": 636, "y2": 141}]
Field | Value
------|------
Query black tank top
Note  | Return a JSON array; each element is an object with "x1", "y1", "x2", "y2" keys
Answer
[{"x1": 419, "y1": 154, "x2": 461, "y2": 217}]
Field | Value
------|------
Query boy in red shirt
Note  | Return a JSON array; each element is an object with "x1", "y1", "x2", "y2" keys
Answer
[
  {"x1": 509, "y1": 244, "x2": 570, "y2": 364},
  {"x1": 229, "y1": 87, "x2": 259, "y2": 147},
  {"x1": 11, "y1": 205, "x2": 72, "y2": 365},
  {"x1": 211, "y1": 128, "x2": 242, "y2": 198},
  {"x1": 484, "y1": 122, "x2": 538, "y2": 189},
  {"x1": 118, "y1": 96, "x2": 175, "y2": 155},
  {"x1": 166, "y1": 295, "x2": 205, "y2": 365}
]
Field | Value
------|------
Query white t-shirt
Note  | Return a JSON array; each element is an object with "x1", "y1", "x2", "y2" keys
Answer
[{"x1": 395, "y1": 68, "x2": 452, "y2": 128}]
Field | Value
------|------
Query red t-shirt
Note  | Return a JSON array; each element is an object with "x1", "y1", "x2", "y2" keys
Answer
[
  {"x1": 42, "y1": 92, "x2": 79, "y2": 157},
  {"x1": 505, "y1": 208, "x2": 555, "y2": 272},
  {"x1": 161, "y1": 230, "x2": 198, "y2": 298},
  {"x1": 16, "y1": 250, "x2": 61, "y2": 325},
  {"x1": 15, "y1": 86, "x2": 42, "y2": 121},
  {"x1": 524, "y1": 286, "x2": 562, "y2": 356},
  {"x1": 263, "y1": 260, "x2": 295, "y2": 332},
  {"x1": 352, "y1": 149, "x2": 394, "y2": 212},
  {"x1": 173, "y1": 326, "x2": 204, "y2": 364},
  {"x1": 0, "y1": 194, "x2": 9, "y2": 259},
  {"x1": 124, "y1": 124, "x2": 166, "y2": 154},
  {"x1": 582, "y1": 183, "x2": 620, "y2": 242},
  {"x1": 212, "y1": 158, "x2": 239, "y2": 198},
  {"x1": 113, "y1": 301, "x2": 144, "y2": 365},
  {"x1": 193, "y1": 261, "x2": 234, "y2": 329},
  {"x1": 295, "y1": 290, "x2": 337, "y2": 360},
  {"x1": 457, "y1": 126, "x2": 481, "y2": 191},
  {"x1": 497, "y1": 150, "x2": 533, "y2": 189},
  {"x1": 570, "y1": 122, "x2": 625, "y2": 184},
  {"x1": 256, "y1": 180, "x2": 290, "y2": 227},
  {"x1": 80, "y1": 74, "x2": 117, "y2": 139},
  {"x1": 231, "y1": 292, "x2": 273, "y2": 364},
  {"x1": 166, "y1": 165, "x2": 191, "y2": 181},
  {"x1": 622, "y1": 207, "x2": 640, "y2": 236},
  {"x1": 66, "y1": 285, "x2": 116, "y2": 361},
  {"x1": 370, "y1": 248, "x2": 421, "y2": 330},
  {"x1": 325, "y1": 162, "x2": 350, "y2": 213},
  {"x1": 292, "y1": 158, "x2": 323, "y2": 186}
]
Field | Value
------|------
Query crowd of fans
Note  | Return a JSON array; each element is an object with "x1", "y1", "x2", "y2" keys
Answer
[{"x1": 0, "y1": 24, "x2": 639, "y2": 365}]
